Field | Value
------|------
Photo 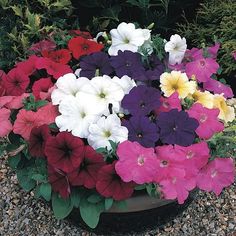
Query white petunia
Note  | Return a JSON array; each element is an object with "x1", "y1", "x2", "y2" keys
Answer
[
  {"x1": 87, "y1": 114, "x2": 128, "y2": 150},
  {"x1": 77, "y1": 75, "x2": 125, "y2": 115},
  {"x1": 51, "y1": 73, "x2": 89, "y2": 105},
  {"x1": 55, "y1": 96, "x2": 100, "y2": 138},
  {"x1": 164, "y1": 34, "x2": 187, "y2": 65},
  {"x1": 108, "y1": 22, "x2": 147, "y2": 56},
  {"x1": 112, "y1": 75, "x2": 136, "y2": 95}
]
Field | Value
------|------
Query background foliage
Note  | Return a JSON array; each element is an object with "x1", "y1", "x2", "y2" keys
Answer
[
  {"x1": 0, "y1": 0, "x2": 77, "y2": 71},
  {"x1": 177, "y1": 0, "x2": 236, "y2": 80}
]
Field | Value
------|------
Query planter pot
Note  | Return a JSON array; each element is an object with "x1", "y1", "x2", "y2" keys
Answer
[{"x1": 68, "y1": 190, "x2": 197, "y2": 235}]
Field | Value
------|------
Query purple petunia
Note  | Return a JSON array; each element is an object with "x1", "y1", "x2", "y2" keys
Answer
[
  {"x1": 121, "y1": 85, "x2": 161, "y2": 116},
  {"x1": 80, "y1": 52, "x2": 113, "y2": 78},
  {"x1": 123, "y1": 116, "x2": 159, "y2": 147},
  {"x1": 110, "y1": 50, "x2": 145, "y2": 77},
  {"x1": 157, "y1": 109, "x2": 199, "y2": 146}
]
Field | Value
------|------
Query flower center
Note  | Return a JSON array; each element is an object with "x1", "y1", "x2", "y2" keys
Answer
[
  {"x1": 173, "y1": 125, "x2": 178, "y2": 131},
  {"x1": 199, "y1": 60, "x2": 205, "y2": 67},
  {"x1": 82, "y1": 44, "x2": 89, "y2": 50},
  {"x1": 80, "y1": 111, "x2": 86, "y2": 118},
  {"x1": 125, "y1": 61, "x2": 131, "y2": 67},
  {"x1": 187, "y1": 150, "x2": 195, "y2": 159},
  {"x1": 140, "y1": 101, "x2": 145, "y2": 108},
  {"x1": 172, "y1": 84, "x2": 179, "y2": 90},
  {"x1": 136, "y1": 133, "x2": 143, "y2": 138},
  {"x1": 160, "y1": 160, "x2": 169, "y2": 167},
  {"x1": 211, "y1": 170, "x2": 217, "y2": 178},
  {"x1": 124, "y1": 38, "x2": 130, "y2": 44},
  {"x1": 163, "y1": 101, "x2": 170, "y2": 108},
  {"x1": 200, "y1": 114, "x2": 208, "y2": 123},
  {"x1": 99, "y1": 92, "x2": 106, "y2": 98},
  {"x1": 103, "y1": 130, "x2": 111, "y2": 138},
  {"x1": 137, "y1": 155, "x2": 145, "y2": 166}
]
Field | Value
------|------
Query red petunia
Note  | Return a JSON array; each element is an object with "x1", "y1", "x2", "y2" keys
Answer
[
  {"x1": 29, "y1": 39, "x2": 56, "y2": 53},
  {"x1": 35, "y1": 57, "x2": 72, "y2": 79},
  {"x1": 68, "y1": 145, "x2": 105, "y2": 189},
  {"x1": 29, "y1": 124, "x2": 51, "y2": 157},
  {"x1": 32, "y1": 78, "x2": 53, "y2": 100},
  {"x1": 44, "y1": 132, "x2": 85, "y2": 173},
  {"x1": 3, "y1": 68, "x2": 30, "y2": 96},
  {"x1": 68, "y1": 36, "x2": 104, "y2": 60},
  {"x1": 48, "y1": 165, "x2": 71, "y2": 199},
  {"x1": 16, "y1": 55, "x2": 38, "y2": 76},
  {"x1": 42, "y1": 49, "x2": 71, "y2": 65},
  {"x1": 69, "y1": 29, "x2": 92, "y2": 39},
  {"x1": 96, "y1": 161, "x2": 135, "y2": 201}
]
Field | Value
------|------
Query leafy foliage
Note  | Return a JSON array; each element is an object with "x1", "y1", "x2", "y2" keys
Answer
[
  {"x1": 0, "y1": 0, "x2": 76, "y2": 71},
  {"x1": 177, "y1": 0, "x2": 236, "y2": 76}
]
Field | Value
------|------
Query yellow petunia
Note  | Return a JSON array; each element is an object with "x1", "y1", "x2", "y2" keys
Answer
[
  {"x1": 213, "y1": 94, "x2": 235, "y2": 123},
  {"x1": 191, "y1": 90, "x2": 214, "y2": 109},
  {"x1": 160, "y1": 71, "x2": 196, "y2": 99}
]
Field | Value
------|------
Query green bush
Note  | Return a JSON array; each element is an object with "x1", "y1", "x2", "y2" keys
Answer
[
  {"x1": 177, "y1": 0, "x2": 236, "y2": 76},
  {"x1": 0, "y1": 0, "x2": 77, "y2": 71}
]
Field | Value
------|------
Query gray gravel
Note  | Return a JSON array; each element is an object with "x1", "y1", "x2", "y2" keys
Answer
[{"x1": 0, "y1": 154, "x2": 235, "y2": 236}]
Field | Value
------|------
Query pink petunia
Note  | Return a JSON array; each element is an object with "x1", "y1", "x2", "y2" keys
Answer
[
  {"x1": 160, "y1": 177, "x2": 196, "y2": 204},
  {"x1": 207, "y1": 43, "x2": 220, "y2": 59},
  {"x1": 203, "y1": 78, "x2": 234, "y2": 98},
  {"x1": 36, "y1": 102, "x2": 59, "y2": 124},
  {"x1": 184, "y1": 48, "x2": 203, "y2": 61},
  {"x1": 155, "y1": 92, "x2": 181, "y2": 114},
  {"x1": 0, "y1": 93, "x2": 29, "y2": 109},
  {"x1": 185, "y1": 57, "x2": 219, "y2": 83},
  {"x1": 13, "y1": 109, "x2": 44, "y2": 140},
  {"x1": 174, "y1": 142, "x2": 210, "y2": 176},
  {"x1": 115, "y1": 141, "x2": 159, "y2": 184},
  {"x1": 154, "y1": 145, "x2": 185, "y2": 182},
  {"x1": 187, "y1": 103, "x2": 224, "y2": 140},
  {"x1": 0, "y1": 108, "x2": 13, "y2": 137},
  {"x1": 197, "y1": 158, "x2": 235, "y2": 195}
]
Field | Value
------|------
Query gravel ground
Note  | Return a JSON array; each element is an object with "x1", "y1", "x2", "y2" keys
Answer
[{"x1": 0, "y1": 154, "x2": 235, "y2": 236}]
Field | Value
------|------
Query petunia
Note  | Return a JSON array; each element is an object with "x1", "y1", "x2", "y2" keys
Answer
[
  {"x1": 0, "y1": 93, "x2": 29, "y2": 110},
  {"x1": 68, "y1": 36, "x2": 104, "y2": 60},
  {"x1": 29, "y1": 124, "x2": 51, "y2": 158},
  {"x1": 157, "y1": 109, "x2": 199, "y2": 146},
  {"x1": 56, "y1": 96, "x2": 100, "y2": 138},
  {"x1": 68, "y1": 145, "x2": 105, "y2": 189},
  {"x1": 87, "y1": 114, "x2": 128, "y2": 150},
  {"x1": 0, "y1": 70, "x2": 6, "y2": 96},
  {"x1": 122, "y1": 116, "x2": 159, "y2": 148},
  {"x1": 116, "y1": 141, "x2": 160, "y2": 184},
  {"x1": 96, "y1": 161, "x2": 135, "y2": 201},
  {"x1": 29, "y1": 39, "x2": 56, "y2": 53},
  {"x1": 110, "y1": 50, "x2": 144, "y2": 78},
  {"x1": 44, "y1": 132, "x2": 85, "y2": 173},
  {"x1": 187, "y1": 103, "x2": 224, "y2": 139},
  {"x1": 16, "y1": 55, "x2": 37, "y2": 76},
  {"x1": 32, "y1": 78, "x2": 53, "y2": 100},
  {"x1": 48, "y1": 165, "x2": 71, "y2": 199},
  {"x1": 155, "y1": 92, "x2": 181, "y2": 114},
  {"x1": 185, "y1": 57, "x2": 219, "y2": 83},
  {"x1": 51, "y1": 73, "x2": 89, "y2": 105},
  {"x1": 191, "y1": 90, "x2": 214, "y2": 109},
  {"x1": 77, "y1": 75, "x2": 125, "y2": 115},
  {"x1": 108, "y1": 22, "x2": 148, "y2": 56},
  {"x1": 80, "y1": 52, "x2": 113, "y2": 79},
  {"x1": 0, "y1": 108, "x2": 13, "y2": 137},
  {"x1": 213, "y1": 94, "x2": 235, "y2": 123},
  {"x1": 164, "y1": 34, "x2": 187, "y2": 65},
  {"x1": 121, "y1": 85, "x2": 161, "y2": 116},
  {"x1": 42, "y1": 49, "x2": 71, "y2": 65},
  {"x1": 3, "y1": 68, "x2": 30, "y2": 96},
  {"x1": 111, "y1": 75, "x2": 136, "y2": 95},
  {"x1": 160, "y1": 71, "x2": 196, "y2": 99},
  {"x1": 36, "y1": 103, "x2": 59, "y2": 125},
  {"x1": 197, "y1": 158, "x2": 235, "y2": 195},
  {"x1": 203, "y1": 78, "x2": 234, "y2": 99},
  {"x1": 207, "y1": 43, "x2": 220, "y2": 59},
  {"x1": 13, "y1": 109, "x2": 44, "y2": 140}
]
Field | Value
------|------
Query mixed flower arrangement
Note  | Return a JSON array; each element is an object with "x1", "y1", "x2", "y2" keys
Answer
[{"x1": 0, "y1": 22, "x2": 235, "y2": 229}]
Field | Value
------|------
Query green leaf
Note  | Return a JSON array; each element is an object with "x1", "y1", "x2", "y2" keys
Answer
[
  {"x1": 87, "y1": 194, "x2": 103, "y2": 204},
  {"x1": 104, "y1": 198, "x2": 113, "y2": 210},
  {"x1": 31, "y1": 174, "x2": 45, "y2": 181},
  {"x1": 101, "y1": 5, "x2": 121, "y2": 21},
  {"x1": 113, "y1": 200, "x2": 127, "y2": 211},
  {"x1": 16, "y1": 168, "x2": 36, "y2": 191},
  {"x1": 70, "y1": 189, "x2": 81, "y2": 208},
  {"x1": 135, "y1": 184, "x2": 146, "y2": 190},
  {"x1": 8, "y1": 154, "x2": 21, "y2": 169},
  {"x1": 40, "y1": 183, "x2": 52, "y2": 201},
  {"x1": 52, "y1": 193, "x2": 73, "y2": 220},
  {"x1": 80, "y1": 198, "x2": 105, "y2": 229},
  {"x1": 126, "y1": 0, "x2": 149, "y2": 8}
]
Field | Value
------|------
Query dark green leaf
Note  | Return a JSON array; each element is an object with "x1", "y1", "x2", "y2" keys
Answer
[
  {"x1": 16, "y1": 168, "x2": 36, "y2": 191},
  {"x1": 101, "y1": 5, "x2": 121, "y2": 21},
  {"x1": 8, "y1": 154, "x2": 21, "y2": 169},
  {"x1": 126, "y1": 0, "x2": 149, "y2": 8},
  {"x1": 70, "y1": 189, "x2": 82, "y2": 208},
  {"x1": 104, "y1": 198, "x2": 113, "y2": 210},
  {"x1": 87, "y1": 194, "x2": 103, "y2": 204},
  {"x1": 31, "y1": 174, "x2": 45, "y2": 181},
  {"x1": 135, "y1": 184, "x2": 146, "y2": 190},
  {"x1": 40, "y1": 183, "x2": 52, "y2": 201},
  {"x1": 52, "y1": 193, "x2": 73, "y2": 220}
]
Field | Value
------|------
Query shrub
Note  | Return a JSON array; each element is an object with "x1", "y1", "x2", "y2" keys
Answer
[{"x1": 177, "y1": 0, "x2": 236, "y2": 77}]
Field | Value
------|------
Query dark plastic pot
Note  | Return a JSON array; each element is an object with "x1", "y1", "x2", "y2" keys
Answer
[{"x1": 68, "y1": 190, "x2": 197, "y2": 235}]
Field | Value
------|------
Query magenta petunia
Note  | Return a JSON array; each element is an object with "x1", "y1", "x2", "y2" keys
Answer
[
  {"x1": 197, "y1": 158, "x2": 235, "y2": 195},
  {"x1": 115, "y1": 141, "x2": 159, "y2": 184},
  {"x1": 96, "y1": 161, "x2": 135, "y2": 201},
  {"x1": 174, "y1": 141, "x2": 210, "y2": 177},
  {"x1": 187, "y1": 103, "x2": 224, "y2": 140},
  {"x1": 154, "y1": 145, "x2": 185, "y2": 182},
  {"x1": 203, "y1": 78, "x2": 234, "y2": 99},
  {"x1": 45, "y1": 132, "x2": 85, "y2": 173},
  {"x1": 155, "y1": 92, "x2": 181, "y2": 114},
  {"x1": 68, "y1": 145, "x2": 105, "y2": 189},
  {"x1": 207, "y1": 43, "x2": 220, "y2": 59},
  {"x1": 160, "y1": 177, "x2": 196, "y2": 204},
  {"x1": 185, "y1": 57, "x2": 219, "y2": 83}
]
